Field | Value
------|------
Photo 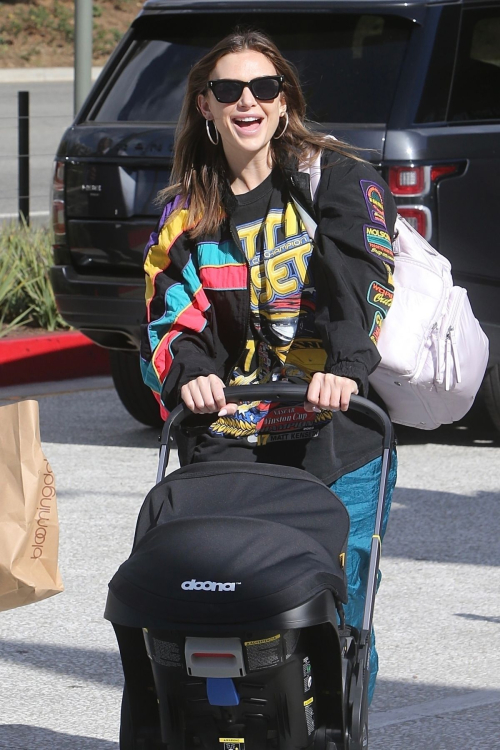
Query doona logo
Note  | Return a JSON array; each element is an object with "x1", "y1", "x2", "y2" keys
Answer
[{"x1": 181, "y1": 579, "x2": 241, "y2": 592}]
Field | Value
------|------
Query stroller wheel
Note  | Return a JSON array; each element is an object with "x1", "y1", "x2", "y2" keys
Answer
[
  {"x1": 349, "y1": 717, "x2": 369, "y2": 750},
  {"x1": 120, "y1": 685, "x2": 168, "y2": 750},
  {"x1": 361, "y1": 721, "x2": 368, "y2": 749},
  {"x1": 345, "y1": 651, "x2": 369, "y2": 750},
  {"x1": 313, "y1": 726, "x2": 342, "y2": 750}
]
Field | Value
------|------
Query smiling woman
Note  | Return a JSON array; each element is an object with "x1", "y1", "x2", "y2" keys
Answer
[
  {"x1": 140, "y1": 27, "x2": 399, "y2": 704},
  {"x1": 198, "y1": 55, "x2": 286, "y2": 193}
]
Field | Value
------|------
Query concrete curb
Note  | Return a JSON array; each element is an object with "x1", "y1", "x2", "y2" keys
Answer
[
  {"x1": 0, "y1": 67, "x2": 103, "y2": 83},
  {"x1": 0, "y1": 330, "x2": 110, "y2": 387}
]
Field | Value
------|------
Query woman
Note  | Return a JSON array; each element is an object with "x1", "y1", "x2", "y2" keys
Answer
[{"x1": 141, "y1": 29, "x2": 397, "y2": 702}]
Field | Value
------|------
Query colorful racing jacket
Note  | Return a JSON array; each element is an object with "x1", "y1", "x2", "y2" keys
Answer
[{"x1": 140, "y1": 151, "x2": 397, "y2": 413}]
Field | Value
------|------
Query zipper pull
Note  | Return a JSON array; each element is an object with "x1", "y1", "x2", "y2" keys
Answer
[
  {"x1": 392, "y1": 227, "x2": 400, "y2": 256},
  {"x1": 445, "y1": 334, "x2": 452, "y2": 391},
  {"x1": 432, "y1": 323, "x2": 443, "y2": 385},
  {"x1": 448, "y1": 326, "x2": 461, "y2": 385}
]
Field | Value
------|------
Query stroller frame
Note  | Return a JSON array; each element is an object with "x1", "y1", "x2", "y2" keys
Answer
[{"x1": 108, "y1": 384, "x2": 393, "y2": 750}]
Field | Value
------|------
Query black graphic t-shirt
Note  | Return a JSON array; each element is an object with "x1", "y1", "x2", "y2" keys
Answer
[
  {"x1": 207, "y1": 169, "x2": 333, "y2": 447},
  {"x1": 191, "y1": 169, "x2": 387, "y2": 484},
  {"x1": 233, "y1": 170, "x2": 317, "y2": 353}
]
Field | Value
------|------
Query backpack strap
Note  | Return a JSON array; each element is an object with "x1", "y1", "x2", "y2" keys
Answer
[
  {"x1": 290, "y1": 194, "x2": 317, "y2": 239},
  {"x1": 294, "y1": 150, "x2": 323, "y2": 238},
  {"x1": 308, "y1": 150, "x2": 322, "y2": 200}
]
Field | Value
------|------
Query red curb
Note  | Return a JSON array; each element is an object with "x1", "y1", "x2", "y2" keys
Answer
[{"x1": 0, "y1": 331, "x2": 111, "y2": 387}]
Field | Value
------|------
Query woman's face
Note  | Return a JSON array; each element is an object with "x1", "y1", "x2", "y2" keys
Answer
[{"x1": 198, "y1": 50, "x2": 286, "y2": 168}]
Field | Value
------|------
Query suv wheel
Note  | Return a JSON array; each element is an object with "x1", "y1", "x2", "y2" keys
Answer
[
  {"x1": 481, "y1": 365, "x2": 500, "y2": 433},
  {"x1": 110, "y1": 350, "x2": 163, "y2": 428}
]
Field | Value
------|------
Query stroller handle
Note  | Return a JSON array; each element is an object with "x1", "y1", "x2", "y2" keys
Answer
[{"x1": 158, "y1": 384, "x2": 392, "y2": 473}]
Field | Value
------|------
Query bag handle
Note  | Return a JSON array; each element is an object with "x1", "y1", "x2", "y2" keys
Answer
[{"x1": 293, "y1": 149, "x2": 322, "y2": 238}]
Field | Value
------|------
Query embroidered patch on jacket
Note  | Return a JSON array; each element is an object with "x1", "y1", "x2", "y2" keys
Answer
[
  {"x1": 369, "y1": 311, "x2": 384, "y2": 345},
  {"x1": 367, "y1": 281, "x2": 394, "y2": 316},
  {"x1": 209, "y1": 401, "x2": 271, "y2": 438},
  {"x1": 360, "y1": 180, "x2": 386, "y2": 226},
  {"x1": 383, "y1": 262, "x2": 394, "y2": 287},
  {"x1": 364, "y1": 226, "x2": 394, "y2": 266}
]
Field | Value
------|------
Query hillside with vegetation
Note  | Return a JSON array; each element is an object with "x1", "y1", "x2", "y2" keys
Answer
[{"x1": 0, "y1": 0, "x2": 139, "y2": 67}]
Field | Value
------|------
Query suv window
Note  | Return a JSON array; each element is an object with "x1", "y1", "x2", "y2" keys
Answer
[
  {"x1": 448, "y1": 7, "x2": 500, "y2": 122},
  {"x1": 415, "y1": 6, "x2": 460, "y2": 124},
  {"x1": 89, "y1": 13, "x2": 411, "y2": 125}
]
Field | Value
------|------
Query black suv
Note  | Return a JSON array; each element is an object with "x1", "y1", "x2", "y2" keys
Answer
[{"x1": 50, "y1": 0, "x2": 500, "y2": 428}]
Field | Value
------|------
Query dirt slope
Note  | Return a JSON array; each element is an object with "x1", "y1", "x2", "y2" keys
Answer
[{"x1": 0, "y1": 0, "x2": 139, "y2": 68}]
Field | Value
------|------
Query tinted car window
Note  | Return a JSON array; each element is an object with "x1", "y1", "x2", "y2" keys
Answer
[
  {"x1": 448, "y1": 8, "x2": 500, "y2": 122},
  {"x1": 415, "y1": 6, "x2": 460, "y2": 124},
  {"x1": 90, "y1": 13, "x2": 411, "y2": 125}
]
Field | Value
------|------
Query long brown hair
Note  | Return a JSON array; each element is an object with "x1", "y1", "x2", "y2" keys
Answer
[{"x1": 158, "y1": 28, "x2": 359, "y2": 238}]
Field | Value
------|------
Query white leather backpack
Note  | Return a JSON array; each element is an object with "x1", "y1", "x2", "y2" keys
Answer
[{"x1": 296, "y1": 153, "x2": 489, "y2": 429}]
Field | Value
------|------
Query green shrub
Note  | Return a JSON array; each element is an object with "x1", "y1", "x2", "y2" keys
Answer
[
  {"x1": 0, "y1": 220, "x2": 69, "y2": 337},
  {"x1": 0, "y1": 251, "x2": 31, "y2": 337}
]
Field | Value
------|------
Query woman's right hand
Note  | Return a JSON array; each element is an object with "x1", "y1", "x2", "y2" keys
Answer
[{"x1": 181, "y1": 375, "x2": 239, "y2": 416}]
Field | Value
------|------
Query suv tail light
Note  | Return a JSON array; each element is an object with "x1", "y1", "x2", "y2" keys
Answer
[
  {"x1": 430, "y1": 164, "x2": 459, "y2": 182},
  {"x1": 388, "y1": 163, "x2": 460, "y2": 197},
  {"x1": 389, "y1": 166, "x2": 428, "y2": 196},
  {"x1": 397, "y1": 205, "x2": 432, "y2": 240},
  {"x1": 388, "y1": 162, "x2": 461, "y2": 239},
  {"x1": 51, "y1": 159, "x2": 66, "y2": 245}
]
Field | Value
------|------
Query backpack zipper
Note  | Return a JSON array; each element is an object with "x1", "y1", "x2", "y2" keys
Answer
[
  {"x1": 443, "y1": 288, "x2": 466, "y2": 391},
  {"x1": 432, "y1": 322, "x2": 440, "y2": 380},
  {"x1": 445, "y1": 326, "x2": 461, "y2": 391}
]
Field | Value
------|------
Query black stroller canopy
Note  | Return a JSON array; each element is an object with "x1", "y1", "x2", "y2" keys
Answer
[{"x1": 108, "y1": 462, "x2": 350, "y2": 625}]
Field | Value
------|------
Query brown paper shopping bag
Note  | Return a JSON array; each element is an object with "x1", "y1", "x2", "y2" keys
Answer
[{"x1": 0, "y1": 399, "x2": 63, "y2": 612}]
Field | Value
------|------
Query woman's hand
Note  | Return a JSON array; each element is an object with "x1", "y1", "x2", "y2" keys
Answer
[
  {"x1": 304, "y1": 372, "x2": 359, "y2": 413},
  {"x1": 181, "y1": 375, "x2": 239, "y2": 416}
]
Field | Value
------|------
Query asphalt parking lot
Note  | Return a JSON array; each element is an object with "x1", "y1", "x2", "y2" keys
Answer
[{"x1": 0, "y1": 376, "x2": 499, "y2": 749}]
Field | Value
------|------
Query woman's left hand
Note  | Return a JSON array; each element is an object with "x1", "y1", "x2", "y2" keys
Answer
[{"x1": 304, "y1": 372, "x2": 359, "y2": 413}]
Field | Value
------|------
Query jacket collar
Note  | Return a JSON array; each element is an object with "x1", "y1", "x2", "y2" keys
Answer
[{"x1": 221, "y1": 158, "x2": 314, "y2": 217}]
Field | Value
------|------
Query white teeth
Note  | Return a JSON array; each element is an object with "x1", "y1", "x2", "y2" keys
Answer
[{"x1": 235, "y1": 117, "x2": 260, "y2": 123}]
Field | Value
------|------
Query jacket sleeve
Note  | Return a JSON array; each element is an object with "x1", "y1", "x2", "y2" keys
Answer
[
  {"x1": 312, "y1": 155, "x2": 396, "y2": 396},
  {"x1": 140, "y1": 200, "x2": 220, "y2": 412}
]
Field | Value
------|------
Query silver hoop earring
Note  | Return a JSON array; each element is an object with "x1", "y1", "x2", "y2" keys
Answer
[
  {"x1": 205, "y1": 119, "x2": 219, "y2": 146},
  {"x1": 273, "y1": 112, "x2": 289, "y2": 140}
]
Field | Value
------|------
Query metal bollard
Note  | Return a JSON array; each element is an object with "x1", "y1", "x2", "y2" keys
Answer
[{"x1": 18, "y1": 90, "x2": 29, "y2": 226}]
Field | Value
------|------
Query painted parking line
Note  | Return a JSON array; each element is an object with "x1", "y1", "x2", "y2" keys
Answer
[{"x1": 370, "y1": 688, "x2": 500, "y2": 729}]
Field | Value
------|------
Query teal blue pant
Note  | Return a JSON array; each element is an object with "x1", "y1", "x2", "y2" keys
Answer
[{"x1": 329, "y1": 451, "x2": 397, "y2": 704}]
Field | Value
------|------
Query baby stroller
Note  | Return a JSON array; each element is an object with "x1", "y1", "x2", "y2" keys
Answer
[{"x1": 105, "y1": 384, "x2": 393, "y2": 750}]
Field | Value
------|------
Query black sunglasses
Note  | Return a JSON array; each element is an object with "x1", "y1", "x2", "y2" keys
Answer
[{"x1": 207, "y1": 75, "x2": 285, "y2": 103}]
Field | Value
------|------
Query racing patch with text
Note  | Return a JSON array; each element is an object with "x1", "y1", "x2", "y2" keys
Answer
[
  {"x1": 259, "y1": 430, "x2": 320, "y2": 444},
  {"x1": 383, "y1": 262, "x2": 394, "y2": 288},
  {"x1": 369, "y1": 310, "x2": 384, "y2": 345},
  {"x1": 209, "y1": 402, "x2": 332, "y2": 442},
  {"x1": 360, "y1": 180, "x2": 387, "y2": 227},
  {"x1": 219, "y1": 740, "x2": 245, "y2": 750},
  {"x1": 364, "y1": 226, "x2": 394, "y2": 266},
  {"x1": 367, "y1": 281, "x2": 394, "y2": 316}
]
